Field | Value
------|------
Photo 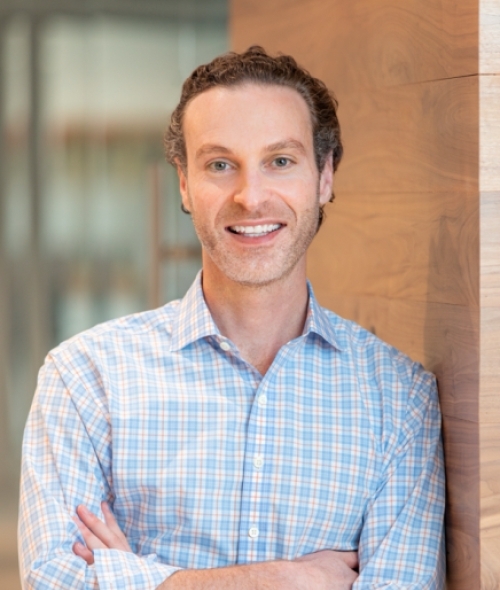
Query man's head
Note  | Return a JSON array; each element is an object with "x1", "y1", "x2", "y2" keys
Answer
[
  {"x1": 164, "y1": 47, "x2": 342, "y2": 289},
  {"x1": 164, "y1": 45, "x2": 343, "y2": 227}
]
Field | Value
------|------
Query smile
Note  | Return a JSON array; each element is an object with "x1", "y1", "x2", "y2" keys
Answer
[{"x1": 228, "y1": 223, "x2": 282, "y2": 237}]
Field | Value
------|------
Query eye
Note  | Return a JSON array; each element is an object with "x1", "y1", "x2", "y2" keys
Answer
[
  {"x1": 209, "y1": 160, "x2": 230, "y2": 172},
  {"x1": 273, "y1": 156, "x2": 291, "y2": 168}
]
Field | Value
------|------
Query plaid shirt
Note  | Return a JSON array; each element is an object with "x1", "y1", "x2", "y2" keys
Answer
[{"x1": 19, "y1": 274, "x2": 445, "y2": 589}]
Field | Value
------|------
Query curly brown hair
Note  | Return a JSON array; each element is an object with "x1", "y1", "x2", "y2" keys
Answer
[{"x1": 164, "y1": 45, "x2": 343, "y2": 226}]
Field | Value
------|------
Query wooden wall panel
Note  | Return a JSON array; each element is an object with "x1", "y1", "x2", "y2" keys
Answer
[
  {"x1": 336, "y1": 77, "x2": 478, "y2": 195},
  {"x1": 480, "y1": 419, "x2": 500, "y2": 589},
  {"x1": 232, "y1": 0, "x2": 477, "y2": 93},
  {"x1": 310, "y1": 192, "x2": 478, "y2": 307},
  {"x1": 481, "y1": 305, "x2": 500, "y2": 416},
  {"x1": 480, "y1": 76, "x2": 500, "y2": 192},
  {"x1": 480, "y1": 0, "x2": 500, "y2": 73},
  {"x1": 443, "y1": 415, "x2": 479, "y2": 590},
  {"x1": 480, "y1": 0, "x2": 500, "y2": 580},
  {"x1": 481, "y1": 193, "x2": 500, "y2": 307},
  {"x1": 231, "y1": 0, "x2": 500, "y2": 586}
]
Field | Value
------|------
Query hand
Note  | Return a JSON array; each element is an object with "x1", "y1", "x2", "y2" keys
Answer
[
  {"x1": 294, "y1": 549, "x2": 358, "y2": 589},
  {"x1": 72, "y1": 501, "x2": 132, "y2": 565}
]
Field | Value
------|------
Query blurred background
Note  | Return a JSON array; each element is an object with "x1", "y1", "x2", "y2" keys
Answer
[{"x1": 0, "y1": 1, "x2": 228, "y2": 587}]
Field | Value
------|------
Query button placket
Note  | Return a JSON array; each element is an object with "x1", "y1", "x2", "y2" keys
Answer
[
  {"x1": 238, "y1": 383, "x2": 269, "y2": 560},
  {"x1": 241, "y1": 346, "x2": 298, "y2": 559},
  {"x1": 254, "y1": 389, "x2": 267, "y2": 474}
]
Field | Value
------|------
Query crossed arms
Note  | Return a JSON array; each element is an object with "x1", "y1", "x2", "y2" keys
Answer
[
  {"x1": 19, "y1": 351, "x2": 445, "y2": 589},
  {"x1": 72, "y1": 502, "x2": 358, "y2": 589}
]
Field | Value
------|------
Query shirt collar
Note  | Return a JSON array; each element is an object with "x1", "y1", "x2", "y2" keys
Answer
[
  {"x1": 304, "y1": 281, "x2": 343, "y2": 351},
  {"x1": 170, "y1": 271, "x2": 342, "y2": 352},
  {"x1": 170, "y1": 271, "x2": 221, "y2": 351}
]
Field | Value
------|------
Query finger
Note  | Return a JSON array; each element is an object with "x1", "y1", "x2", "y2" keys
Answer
[
  {"x1": 101, "y1": 502, "x2": 123, "y2": 536},
  {"x1": 338, "y1": 551, "x2": 358, "y2": 570},
  {"x1": 101, "y1": 501, "x2": 132, "y2": 552},
  {"x1": 101, "y1": 502, "x2": 117, "y2": 525},
  {"x1": 76, "y1": 504, "x2": 132, "y2": 553},
  {"x1": 72, "y1": 541, "x2": 95, "y2": 565},
  {"x1": 73, "y1": 515, "x2": 107, "y2": 552},
  {"x1": 76, "y1": 505, "x2": 118, "y2": 548}
]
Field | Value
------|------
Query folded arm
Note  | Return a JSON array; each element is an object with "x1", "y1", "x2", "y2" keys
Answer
[
  {"x1": 159, "y1": 551, "x2": 358, "y2": 590},
  {"x1": 18, "y1": 356, "x2": 180, "y2": 590},
  {"x1": 74, "y1": 502, "x2": 358, "y2": 590}
]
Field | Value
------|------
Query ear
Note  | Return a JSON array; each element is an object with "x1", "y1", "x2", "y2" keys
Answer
[
  {"x1": 318, "y1": 153, "x2": 334, "y2": 207},
  {"x1": 176, "y1": 160, "x2": 191, "y2": 213}
]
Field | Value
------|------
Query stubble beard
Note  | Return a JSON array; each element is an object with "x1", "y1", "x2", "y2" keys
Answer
[{"x1": 189, "y1": 193, "x2": 321, "y2": 289}]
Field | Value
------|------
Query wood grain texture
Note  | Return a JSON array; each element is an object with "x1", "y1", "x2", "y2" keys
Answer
[
  {"x1": 481, "y1": 192, "x2": 500, "y2": 307},
  {"x1": 482, "y1": 537, "x2": 500, "y2": 590},
  {"x1": 481, "y1": 306, "x2": 500, "y2": 417},
  {"x1": 481, "y1": 319, "x2": 500, "y2": 568},
  {"x1": 442, "y1": 416, "x2": 480, "y2": 588},
  {"x1": 480, "y1": 75, "x2": 500, "y2": 192},
  {"x1": 480, "y1": 423, "x2": 500, "y2": 589},
  {"x1": 480, "y1": 0, "x2": 500, "y2": 73},
  {"x1": 336, "y1": 76, "x2": 478, "y2": 195},
  {"x1": 479, "y1": 0, "x2": 500, "y2": 579},
  {"x1": 231, "y1": 0, "x2": 478, "y2": 93},
  {"x1": 309, "y1": 192, "x2": 478, "y2": 307},
  {"x1": 480, "y1": 191, "x2": 500, "y2": 419}
]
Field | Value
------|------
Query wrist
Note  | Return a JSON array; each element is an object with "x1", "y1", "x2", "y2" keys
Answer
[{"x1": 262, "y1": 559, "x2": 298, "y2": 586}]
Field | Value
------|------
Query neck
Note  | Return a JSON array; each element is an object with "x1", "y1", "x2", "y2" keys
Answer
[{"x1": 201, "y1": 257, "x2": 309, "y2": 375}]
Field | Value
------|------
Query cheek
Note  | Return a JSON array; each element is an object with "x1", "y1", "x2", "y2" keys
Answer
[
  {"x1": 191, "y1": 174, "x2": 236, "y2": 203},
  {"x1": 188, "y1": 186, "x2": 228, "y2": 229},
  {"x1": 279, "y1": 178, "x2": 319, "y2": 209}
]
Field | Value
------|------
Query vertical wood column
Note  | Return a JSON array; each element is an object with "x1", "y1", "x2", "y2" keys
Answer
[
  {"x1": 231, "y1": 0, "x2": 498, "y2": 587},
  {"x1": 480, "y1": 1, "x2": 500, "y2": 586}
]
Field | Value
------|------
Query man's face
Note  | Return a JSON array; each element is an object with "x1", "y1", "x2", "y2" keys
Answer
[{"x1": 178, "y1": 82, "x2": 333, "y2": 287}]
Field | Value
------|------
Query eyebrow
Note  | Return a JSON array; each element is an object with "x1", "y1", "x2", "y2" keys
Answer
[
  {"x1": 265, "y1": 139, "x2": 307, "y2": 154},
  {"x1": 195, "y1": 144, "x2": 232, "y2": 159},
  {"x1": 195, "y1": 138, "x2": 307, "y2": 161}
]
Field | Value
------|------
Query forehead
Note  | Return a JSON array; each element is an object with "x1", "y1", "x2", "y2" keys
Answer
[{"x1": 182, "y1": 83, "x2": 314, "y2": 152}]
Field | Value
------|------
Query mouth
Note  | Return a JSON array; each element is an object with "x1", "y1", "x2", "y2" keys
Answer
[{"x1": 227, "y1": 223, "x2": 283, "y2": 238}]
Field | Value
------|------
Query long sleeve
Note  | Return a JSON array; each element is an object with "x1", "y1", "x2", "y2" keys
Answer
[
  {"x1": 353, "y1": 365, "x2": 445, "y2": 589},
  {"x1": 18, "y1": 356, "x2": 180, "y2": 590}
]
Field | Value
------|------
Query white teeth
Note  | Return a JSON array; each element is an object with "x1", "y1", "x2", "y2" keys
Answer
[{"x1": 230, "y1": 224, "x2": 281, "y2": 236}]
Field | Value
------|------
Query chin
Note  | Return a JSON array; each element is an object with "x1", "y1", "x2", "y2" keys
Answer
[{"x1": 217, "y1": 259, "x2": 298, "y2": 288}]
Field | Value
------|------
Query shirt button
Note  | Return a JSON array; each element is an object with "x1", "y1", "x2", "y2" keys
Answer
[
  {"x1": 253, "y1": 455, "x2": 264, "y2": 470},
  {"x1": 257, "y1": 394, "x2": 267, "y2": 408},
  {"x1": 248, "y1": 526, "x2": 259, "y2": 539},
  {"x1": 220, "y1": 341, "x2": 231, "y2": 352}
]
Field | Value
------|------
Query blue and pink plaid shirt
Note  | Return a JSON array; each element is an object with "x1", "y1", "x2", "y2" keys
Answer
[{"x1": 19, "y1": 274, "x2": 445, "y2": 589}]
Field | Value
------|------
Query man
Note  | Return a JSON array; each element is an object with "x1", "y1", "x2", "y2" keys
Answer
[{"x1": 19, "y1": 47, "x2": 445, "y2": 589}]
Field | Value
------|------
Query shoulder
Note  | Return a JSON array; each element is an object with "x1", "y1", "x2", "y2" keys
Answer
[
  {"x1": 46, "y1": 300, "x2": 181, "y2": 381},
  {"x1": 323, "y1": 306, "x2": 434, "y2": 388},
  {"x1": 321, "y1": 307, "x2": 439, "y2": 446}
]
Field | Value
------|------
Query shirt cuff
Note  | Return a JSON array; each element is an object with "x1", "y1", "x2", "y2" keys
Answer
[{"x1": 93, "y1": 549, "x2": 181, "y2": 590}]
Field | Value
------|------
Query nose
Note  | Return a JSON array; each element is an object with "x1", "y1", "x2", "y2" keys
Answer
[{"x1": 233, "y1": 169, "x2": 269, "y2": 211}]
